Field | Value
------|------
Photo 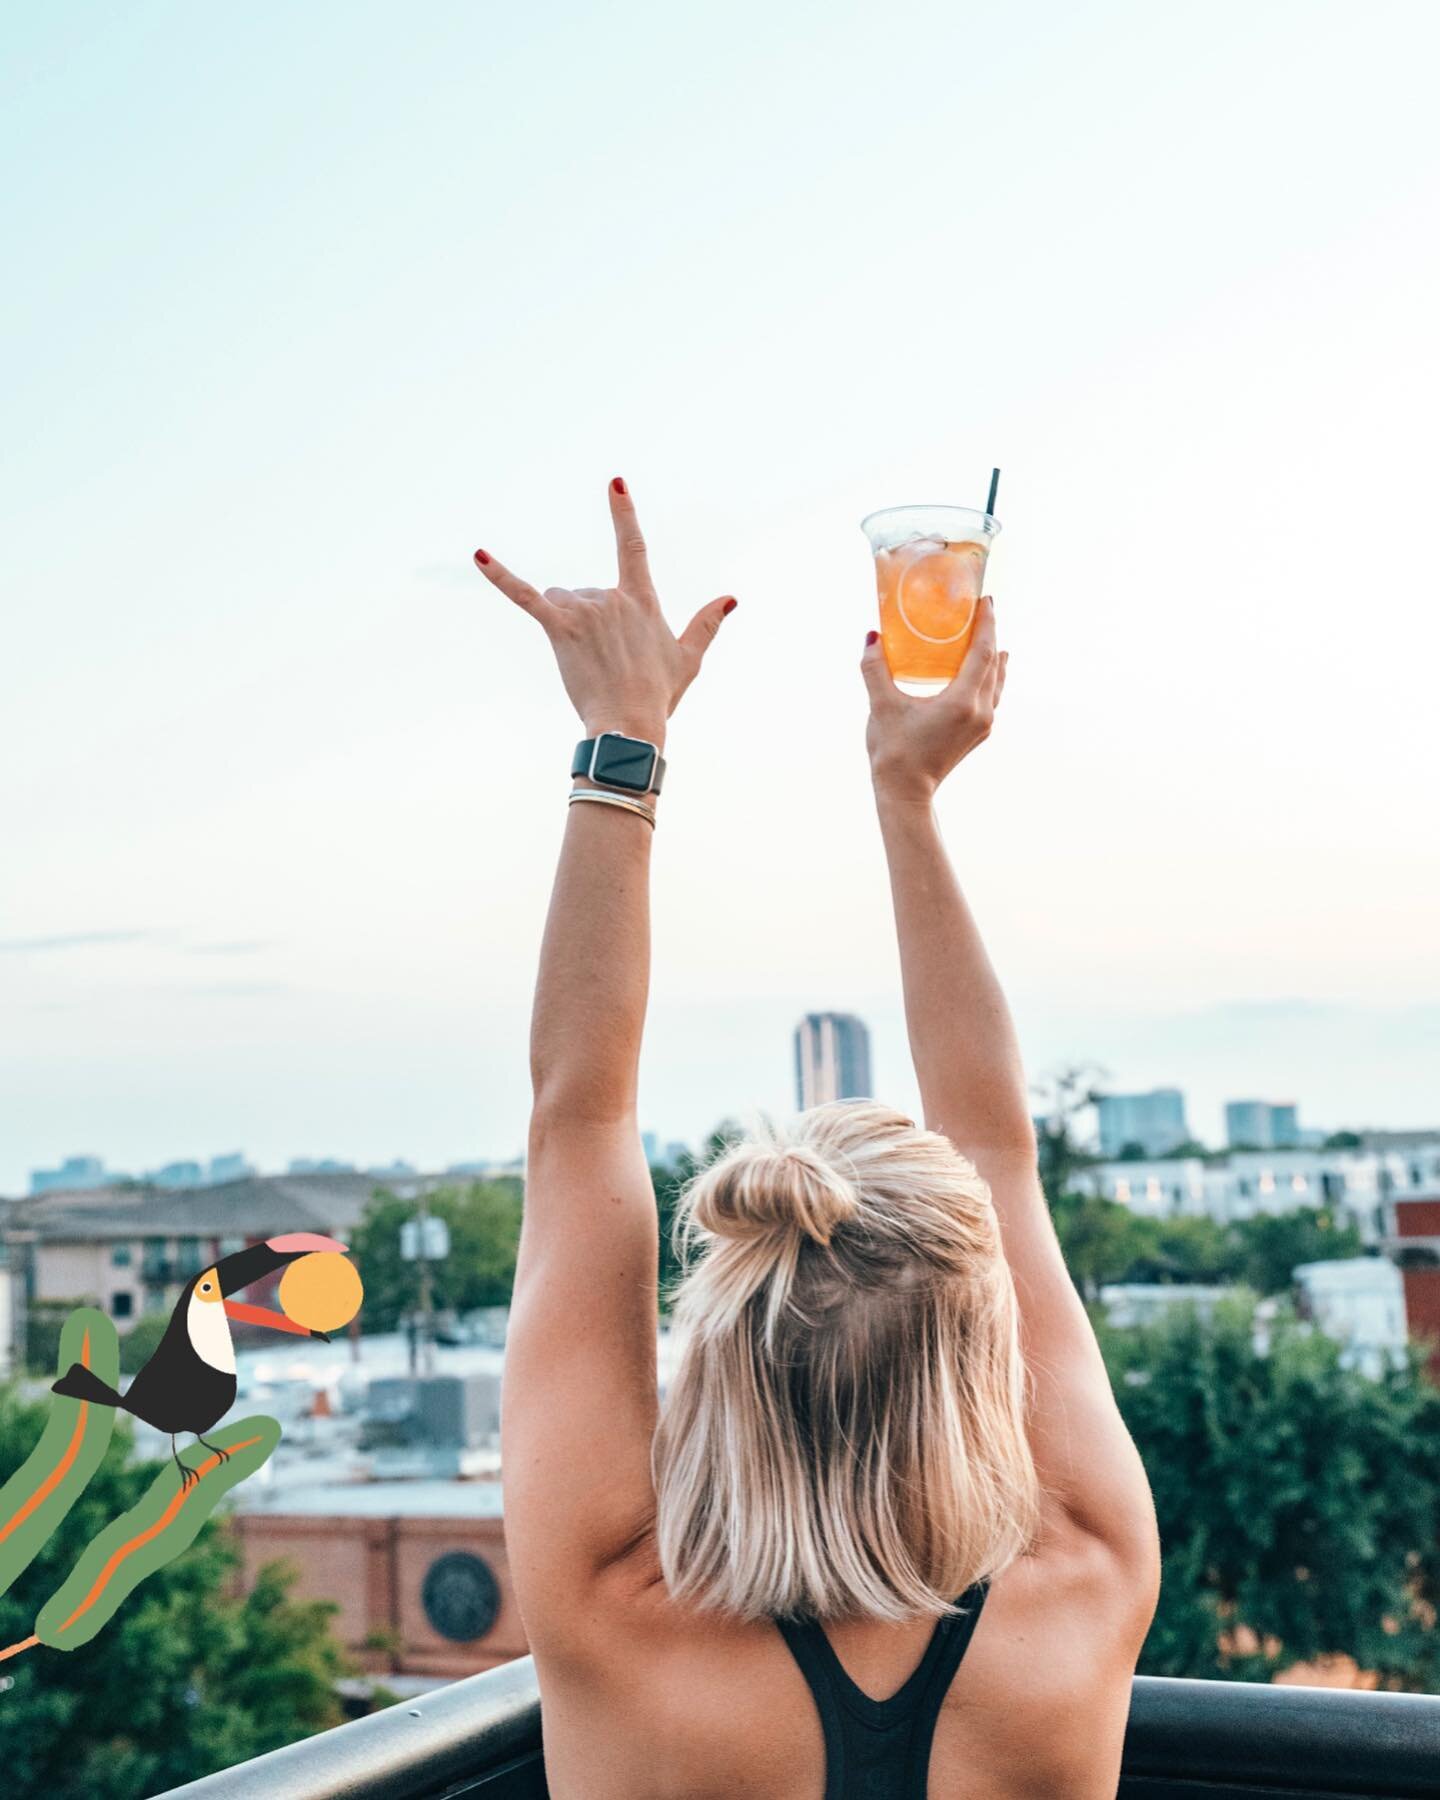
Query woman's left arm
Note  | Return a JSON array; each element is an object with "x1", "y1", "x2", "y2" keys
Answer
[{"x1": 474, "y1": 479, "x2": 734, "y2": 1626}]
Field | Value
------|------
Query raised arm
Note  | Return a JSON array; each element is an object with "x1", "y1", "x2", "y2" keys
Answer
[
  {"x1": 473, "y1": 480, "x2": 735, "y2": 1626},
  {"x1": 860, "y1": 603, "x2": 1158, "y2": 1577}
]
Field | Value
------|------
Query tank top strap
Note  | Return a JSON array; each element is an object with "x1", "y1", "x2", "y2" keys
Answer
[
  {"x1": 775, "y1": 1579, "x2": 990, "y2": 1800},
  {"x1": 900, "y1": 1578, "x2": 990, "y2": 1791},
  {"x1": 774, "y1": 1611, "x2": 850, "y2": 1800}
]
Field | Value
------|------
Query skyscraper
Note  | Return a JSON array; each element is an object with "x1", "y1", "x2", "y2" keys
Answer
[
  {"x1": 1095, "y1": 1088, "x2": 1190, "y2": 1159},
  {"x1": 1225, "y1": 1100, "x2": 1301, "y2": 1150},
  {"x1": 794, "y1": 1013, "x2": 873, "y2": 1110}
]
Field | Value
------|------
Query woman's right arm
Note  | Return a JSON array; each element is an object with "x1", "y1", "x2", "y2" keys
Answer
[{"x1": 861, "y1": 604, "x2": 1159, "y2": 1576}]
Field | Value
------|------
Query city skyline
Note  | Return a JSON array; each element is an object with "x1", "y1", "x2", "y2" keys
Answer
[
  {"x1": 14, "y1": 1048, "x2": 1433, "y2": 1199},
  {"x1": 6, "y1": 992, "x2": 1438, "y2": 1196}
]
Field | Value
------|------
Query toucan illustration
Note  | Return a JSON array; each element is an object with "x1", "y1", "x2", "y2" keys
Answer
[{"x1": 53, "y1": 1232, "x2": 346, "y2": 1488}]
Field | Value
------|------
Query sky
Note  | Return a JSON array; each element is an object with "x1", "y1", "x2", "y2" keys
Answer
[{"x1": 3, "y1": 0, "x2": 1438, "y2": 1194}]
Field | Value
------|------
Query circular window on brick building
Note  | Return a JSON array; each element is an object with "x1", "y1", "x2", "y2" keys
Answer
[{"x1": 421, "y1": 1550, "x2": 501, "y2": 1643}]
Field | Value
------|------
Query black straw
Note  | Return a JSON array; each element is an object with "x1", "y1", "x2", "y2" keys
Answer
[{"x1": 985, "y1": 467, "x2": 1001, "y2": 517}]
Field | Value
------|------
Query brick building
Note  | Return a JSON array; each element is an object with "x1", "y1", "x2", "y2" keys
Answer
[
  {"x1": 1390, "y1": 1193, "x2": 1440, "y2": 1383},
  {"x1": 232, "y1": 1494, "x2": 526, "y2": 1680}
]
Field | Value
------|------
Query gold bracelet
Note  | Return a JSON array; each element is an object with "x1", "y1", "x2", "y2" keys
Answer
[{"x1": 568, "y1": 787, "x2": 657, "y2": 827}]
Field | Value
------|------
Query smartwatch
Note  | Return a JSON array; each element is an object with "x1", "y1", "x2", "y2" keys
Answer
[{"x1": 571, "y1": 731, "x2": 667, "y2": 796}]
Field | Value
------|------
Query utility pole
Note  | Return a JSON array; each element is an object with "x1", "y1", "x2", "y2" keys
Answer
[
  {"x1": 400, "y1": 1195, "x2": 447, "y2": 1379},
  {"x1": 417, "y1": 1188, "x2": 435, "y2": 1378}
]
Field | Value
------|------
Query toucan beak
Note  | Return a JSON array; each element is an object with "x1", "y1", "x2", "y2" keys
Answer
[
  {"x1": 216, "y1": 1233, "x2": 348, "y2": 1337},
  {"x1": 221, "y1": 1298, "x2": 318, "y2": 1336}
]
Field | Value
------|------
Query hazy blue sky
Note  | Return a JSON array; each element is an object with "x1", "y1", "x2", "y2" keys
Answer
[{"x1": 4, "y1": 1, "x2": 1437, "y2": 1192}]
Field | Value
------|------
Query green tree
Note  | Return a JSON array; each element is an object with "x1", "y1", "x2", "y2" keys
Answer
[
  {"x1": 1050, "y1": 1192, "x2": 1158, "y2": 1301},
  {"x1": 1035, "y1": 1120, "x2": 1082, "y2": 1206},
  {"x1": 119, "y1": 1312, "x2": 172, "y2": 1376},
  {"x1": 1106, "y1": 1295, "x2": 1440, "y2": 1688},
  {"x1": 1230, "y1": 1206, "x2": 1364, "y2": 1296},
  {"x1": 0, "y1": 1384, "x2": 353, "y2": 1798},
  {"x1": 652, "y1": 1152, "x2": 694, "y2": 1304},
  {"x1": 350, "y1": 1180, "x2": 523, "y2": 1331},
  {"x1": 24, "y1": 1301, "x2": 82, "y2": 1376},
  {"x1": 1128, "y1": 1215, "x2": 1237, "y2": 1286},
  {"x1": 653, "y1": 1120, "x2": 740, "y2": 1309},
  {"x1": 1324, "y1": 1130, "x2": 1363, "y2": 1150},
  {"x1": 1032, "y1": 1063, "x2": 1105, "y2": 1207}
]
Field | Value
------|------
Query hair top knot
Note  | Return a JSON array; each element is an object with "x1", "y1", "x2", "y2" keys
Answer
[{"x1": 691, "y1": 1139, "x2": 860, "y2": 1248}]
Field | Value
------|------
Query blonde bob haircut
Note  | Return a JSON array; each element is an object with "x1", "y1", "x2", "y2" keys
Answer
[{"x1": 651, "y1": 1099, "x2": 1042, "y2": 1623}]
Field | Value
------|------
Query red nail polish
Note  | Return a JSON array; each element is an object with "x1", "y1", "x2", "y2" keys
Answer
[
  {"x1": 612, "y1": 476, "x2": 626, "y2": 496},
  {"x1": 474, "y1": 549, "x2": 491, "y2": 566},
  {"x1": 865, "y1": 629, "x2": 878, "y2": 646},
  {"x1": 722, "y1": 597, "x2": 737, "y2": 615}
]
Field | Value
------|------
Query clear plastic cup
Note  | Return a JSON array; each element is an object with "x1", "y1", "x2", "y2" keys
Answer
[{"x1": 861, "y1": 505, "x2": 1001, "y2": 693}]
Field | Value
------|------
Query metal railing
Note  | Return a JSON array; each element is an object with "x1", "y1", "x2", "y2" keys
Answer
[
  {"x1": 155, "y1": 1660, "x2": 1440, "y2": 1800},
  {"x1": 157, "y1": 1657, "x2": 544, "y2": 1800}
]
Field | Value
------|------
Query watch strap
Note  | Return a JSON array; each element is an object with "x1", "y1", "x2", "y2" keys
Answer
[{"x1": 571, "y1": 734, "x2": 667, "y2": 795}]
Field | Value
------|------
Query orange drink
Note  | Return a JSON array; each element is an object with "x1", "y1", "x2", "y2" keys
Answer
[{"x1": 861, "y1": 505, "x2": 1001, "y2": 692}]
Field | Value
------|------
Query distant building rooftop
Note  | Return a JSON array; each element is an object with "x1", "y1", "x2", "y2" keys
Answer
[
  {"x1": 0, "y1": 1170, "x2": 433, "y2": 1241},
  {"x1": 237, "y1": 1476, "x2": 505, "y2": 1518}
]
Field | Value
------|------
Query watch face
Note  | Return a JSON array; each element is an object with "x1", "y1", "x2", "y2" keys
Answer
[{"x1": 592, "y1": 734, "x2": 656, "y2": 791}]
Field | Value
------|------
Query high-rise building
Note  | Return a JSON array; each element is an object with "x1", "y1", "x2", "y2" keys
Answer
[
  {"x1": 794, "y1": 1013, "x2": 873, "y2": 1111},
  {"x1": 31, "y1": 1151, "x2": 254, "y2": 1196},
  {"x1": 1224, "y1": 1101, "x2": 1269, "y2": 1149},
  {"x1": 207, "y1": 1152, "x2": 253, "y2": 1185},
  {"x1": 1095, "y1": 1089, "x2": 1189, "y2": 1159},
  {"x1": 1225, "y1": 1100, "x2": 1301, "y2": 1150},
  {"x1": 148, "y1": 1160, "x2": 205, "y2": 1189},
  {"x1": 29, "y1": 1155, "x2": 115, "y2": 1196}
]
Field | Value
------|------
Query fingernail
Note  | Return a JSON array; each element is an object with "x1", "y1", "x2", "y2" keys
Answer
[
  {"x1": 474, "y1": 549, "x2": 491, "y2": 566},
  {"x1": 865, "y1": 629, "x2": 878, "y2": 646},
  {"x1": 612, "y1": 476, "x2": 626, "y2": 495},
  {"x1": 722, "y1": 597, "x2": 737, "y2": 615}
]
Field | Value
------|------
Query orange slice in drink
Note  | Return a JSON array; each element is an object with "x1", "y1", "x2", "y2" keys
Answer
[{"x1": 895, "y1": 542, "x2": 986, "y2": 643}]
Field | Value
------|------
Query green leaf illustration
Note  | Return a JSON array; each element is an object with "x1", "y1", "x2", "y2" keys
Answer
[
  {"x1": 0, "y1": 1308, "x2": 119, "y2": 1600},
  {"x1": 35, "y1": 1414, "x2": 281, "y2": 1651}
]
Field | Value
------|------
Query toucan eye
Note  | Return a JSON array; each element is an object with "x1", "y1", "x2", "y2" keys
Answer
[{"x1": 201, "y1": 1282, "x2": 212, "y2": 1293}]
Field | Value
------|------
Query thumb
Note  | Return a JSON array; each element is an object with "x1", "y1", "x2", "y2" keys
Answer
[
  {"x1": 859, "y1": 628, "x2": 897, "y2": 707},
  {"x1": 677, "y1": 595, "x2": 737, "y2": 659}
]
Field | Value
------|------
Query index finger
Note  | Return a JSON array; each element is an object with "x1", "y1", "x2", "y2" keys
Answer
[
  {"x1": 607, "y1": 476, "x2": 654, "y2": 593},
  {"x1": 473, "y1": 549, "x2": 564, "y2": 630}
]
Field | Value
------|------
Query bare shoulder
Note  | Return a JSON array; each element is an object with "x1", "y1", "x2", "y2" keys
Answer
[
  {"x1": 984, "y1": 1509, "x2": 1161, "y2": 1681},
  {"x1": 528, "y1": 1535, "x2": 829, "y2": 1799},
  {"x1": 930, "y1": 1518, "x2": 1159, "y2": 1796}
]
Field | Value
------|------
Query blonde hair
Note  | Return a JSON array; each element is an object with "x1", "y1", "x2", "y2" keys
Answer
[{"x1": 651, "y1": 1099, "x2": 1041, "y2": 1623}]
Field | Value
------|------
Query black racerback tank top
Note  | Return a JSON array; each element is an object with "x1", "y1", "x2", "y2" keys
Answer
[{"x1": 774, "y1": 1580, "x2": 990, "y2": 1800}]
